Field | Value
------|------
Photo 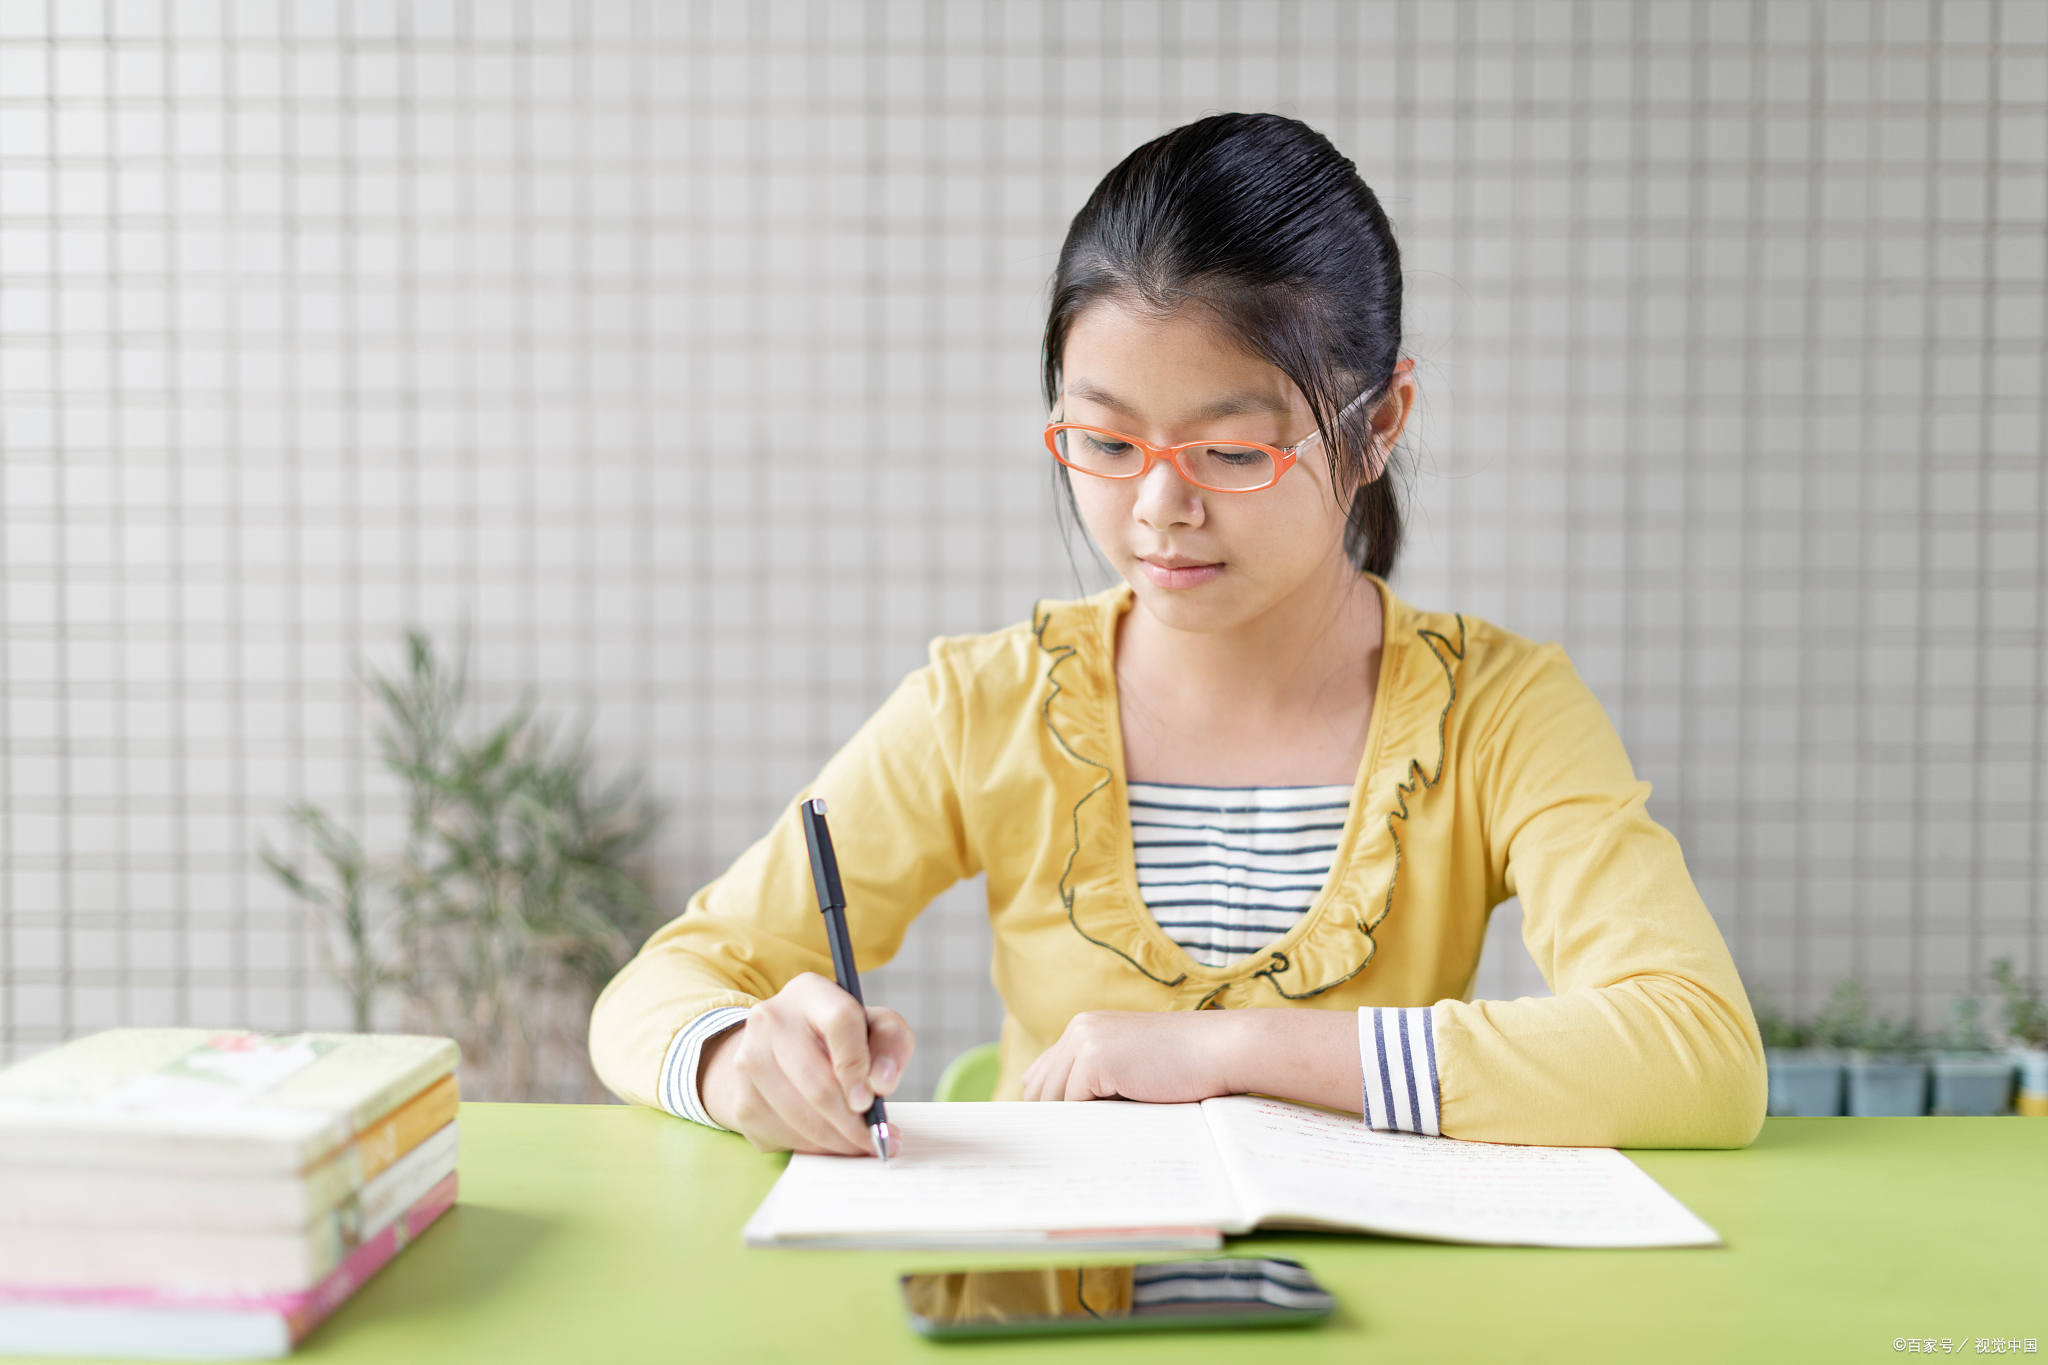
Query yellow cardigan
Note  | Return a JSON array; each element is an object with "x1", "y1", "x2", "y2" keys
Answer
[{"x1": 590, "y1": 579, "x2": 1766, "y2": 1148}]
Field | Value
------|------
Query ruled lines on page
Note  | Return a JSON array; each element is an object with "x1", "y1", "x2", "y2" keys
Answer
[
  {"x1": 742, "y1": 1101, "x2": 1244, "y2": 1248},
  {"x1": 1199, "y1": 1097, "x2": 1722, "y2": 1249}
]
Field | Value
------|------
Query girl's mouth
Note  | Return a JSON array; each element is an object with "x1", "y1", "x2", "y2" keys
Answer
[{"x1": 1137, "y1": 557, "x2": 1224, "y2": 590}]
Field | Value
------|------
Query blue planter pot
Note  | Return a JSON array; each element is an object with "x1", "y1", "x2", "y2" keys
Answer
[
  {"x1": 1846, "y1": 1055, "x2": 1927, "y2": 1116},
  {"x1": 1766, "y1": 1049, "x2": 1845, "y2": 1116},
  {"x1": 2013, "y1": 1047, "x2": 2048, "y2": 1117},
  {"x1": 1929, "y1": 1054, "x2": 2015, "y2": 1115}
]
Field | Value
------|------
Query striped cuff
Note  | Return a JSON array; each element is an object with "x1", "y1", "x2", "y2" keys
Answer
[
  {"x1": 655, "y1": 1006, "x2": 751, "y2": 1130},
  {"x1": 1359, "y1": 1006, "x2": 1442, "y2": 1137}
]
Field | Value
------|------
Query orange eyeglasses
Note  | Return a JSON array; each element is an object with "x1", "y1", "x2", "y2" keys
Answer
[
  {"x1": 1044, "y1": 424, "x2": 1302, "y2": 492},
  {"x1": 1044, "y1": 385, "x2": 1378, "y2": 494}
]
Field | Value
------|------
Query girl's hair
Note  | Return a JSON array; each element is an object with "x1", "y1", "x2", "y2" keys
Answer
[{"x1": 1042, "y1": 112, "x2": 1405, "y2": 577}]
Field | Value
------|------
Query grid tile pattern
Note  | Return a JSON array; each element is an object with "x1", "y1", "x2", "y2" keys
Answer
[{"x1": 3, "y1": 1, "x2": 2043, "y2": 1096}]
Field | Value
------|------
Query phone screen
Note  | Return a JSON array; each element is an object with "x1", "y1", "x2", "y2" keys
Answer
[{"x1": 900, "y1": 1257, "x2": 1334, "y2": 1338}]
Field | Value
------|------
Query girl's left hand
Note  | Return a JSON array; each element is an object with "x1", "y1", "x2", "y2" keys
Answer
[
  {"x1": 1021, "y1": 1010, "x2": 1243, "y2": 1103},
  {"x1": 1020, "y1": 1007, "x2": 1366, "y2": 1111}
]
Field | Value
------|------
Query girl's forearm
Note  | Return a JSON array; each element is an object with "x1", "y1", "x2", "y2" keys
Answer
[{"x1": 1219, "y1": 1008, "x2": 1366, "y2": 1114}]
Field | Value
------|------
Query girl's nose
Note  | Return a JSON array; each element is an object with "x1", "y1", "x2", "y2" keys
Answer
[{"x1": 1133, "y1": 454, "x2": 1204, "y2": 530}]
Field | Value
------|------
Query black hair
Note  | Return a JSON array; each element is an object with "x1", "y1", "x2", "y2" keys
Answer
[{"x1": 1042, "y1": 112, "x2": 1405, "y2": 577}]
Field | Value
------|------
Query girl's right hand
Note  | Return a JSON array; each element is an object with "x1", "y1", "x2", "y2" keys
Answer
[{"x1": 697, "y1": 972, "x2": 915, "y2": 1155}]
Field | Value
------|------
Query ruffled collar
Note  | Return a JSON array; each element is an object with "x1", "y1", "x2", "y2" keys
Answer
[{"x1": 1032, "y1": 576, "x2": 1465, "y2": 1007}]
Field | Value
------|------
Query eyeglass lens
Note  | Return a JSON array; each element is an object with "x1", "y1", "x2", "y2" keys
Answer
[{"x1": 1053, "y1": 427, "x2": 1276, "y2": 491}]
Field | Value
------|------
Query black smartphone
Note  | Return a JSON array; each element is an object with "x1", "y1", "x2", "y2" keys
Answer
[{"x1": 900, "y1": 1257, "x2": 1335, "y2": 1339}]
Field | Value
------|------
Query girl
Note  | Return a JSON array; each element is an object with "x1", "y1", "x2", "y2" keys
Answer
[{"x1": 590, "y1": 113, "x2": 1766, "y2": 1155}]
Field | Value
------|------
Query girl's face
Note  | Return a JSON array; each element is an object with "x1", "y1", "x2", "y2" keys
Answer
[{"x1": 1058, "y1": 299, "x2": 1368, "y2": 637}]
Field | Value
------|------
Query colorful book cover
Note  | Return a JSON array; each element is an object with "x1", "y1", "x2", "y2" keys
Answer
[{"x1": 0, "y1": 1029, "x2": 459, "y2": 1173}]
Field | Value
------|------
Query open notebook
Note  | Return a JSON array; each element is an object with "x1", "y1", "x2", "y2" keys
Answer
[{"x1": 744, "y1": 1096, "x2": 1720, "y2": 1252}]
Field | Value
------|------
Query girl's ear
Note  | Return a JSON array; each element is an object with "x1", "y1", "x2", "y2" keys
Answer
[{"x1": 1362, "y1": 358, "x2": 1417, "y2": 482}]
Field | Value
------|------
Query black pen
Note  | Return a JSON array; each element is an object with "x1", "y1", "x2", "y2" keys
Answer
[{"x1": 798, "y1": 797, "x2": 896, "y2": 1163}]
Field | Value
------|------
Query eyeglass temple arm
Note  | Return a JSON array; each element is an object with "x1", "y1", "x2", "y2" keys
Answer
[{"x1": 1292, "y1": 383, "x2": 1387, "y2": 454}]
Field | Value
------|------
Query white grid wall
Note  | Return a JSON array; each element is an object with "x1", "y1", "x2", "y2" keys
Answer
[{"x1": 3, "y1": 1, "x2": 2043, "y2": 1096}]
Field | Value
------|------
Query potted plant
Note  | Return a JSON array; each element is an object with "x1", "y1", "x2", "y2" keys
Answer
[
  {"x1": 1991, "y1": 959, "x2": 2048, "y2": 1117},
  {"x1": 263, "y1": 633, "x2": 666, "y2": 1102},
  {"x1": 1819, "y1": 980, "x2": 1927, "y2": 1117},
  {"x1": 1758, "y1": 1000, "x2": 1843, "y2": 1117},
  {"x1": 1927, "y1": 996, "x2": 2014, "y2": 1116}
]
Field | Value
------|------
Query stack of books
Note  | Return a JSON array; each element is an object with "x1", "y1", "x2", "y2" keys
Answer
[{"x1": 0, "y1": 1029, "x2": 460, "y2": 1360}]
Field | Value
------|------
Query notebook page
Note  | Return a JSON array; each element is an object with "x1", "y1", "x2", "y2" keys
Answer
[
  {"x1": 1199, "y1": 1096, "x2": 1721, "y2": 1249},
  {"x1": 742, "y1": 1101, "x2": 1247, "y2": 1245}
]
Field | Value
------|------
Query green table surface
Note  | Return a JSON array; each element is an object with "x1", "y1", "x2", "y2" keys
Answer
[{"x1": 26, "y1": 1104, "x2": 2048, "y2": 1365}]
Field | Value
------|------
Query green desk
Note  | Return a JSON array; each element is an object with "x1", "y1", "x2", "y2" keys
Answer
[{"x1": 30, "y1": 1105, "x2": 2048, "y2": 1364}]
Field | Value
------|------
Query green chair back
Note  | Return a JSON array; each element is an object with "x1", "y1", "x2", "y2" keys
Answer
[{"x1": 932, "y1": 1042, "x2": 1001, "y2": 1102}]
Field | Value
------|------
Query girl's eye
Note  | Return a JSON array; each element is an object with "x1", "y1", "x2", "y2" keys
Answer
[
  {"x1": 1083, "y1": 435, "x2": 1136, "y2": 459},
  {"x1": 1201, "y1": 444, "x2": 1265, "y2": 465}
]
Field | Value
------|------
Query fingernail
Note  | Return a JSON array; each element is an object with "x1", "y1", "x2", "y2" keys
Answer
[
  {"x1": 849, "y1": 1084, "x2": 872, "y2": 1109},
  {"x1": 872, "y1": 1058, "x2": 898, "y2": 1088}
]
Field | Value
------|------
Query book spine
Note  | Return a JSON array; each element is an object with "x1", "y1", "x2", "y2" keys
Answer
[
  {"x1": 342, "y1": 1072, "x2": 460, "y2": 1186},
  {"x1": 288, "y1": 1124, "x2": 460, "y2": 1287},
  {"x1": 296, "y1": 1072, "x2": 459, "y2": 1211},
  {"x1": 348, "y1": 1122, "x2": 460, "y2": 1245},
  {"x1": 281, "y1": 1173, "x2": 457, "y2": 1345}
]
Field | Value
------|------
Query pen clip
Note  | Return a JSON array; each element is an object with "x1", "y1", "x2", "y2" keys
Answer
[{"x1": 800, "y1": 797, "x2": 845, "y2": 914}]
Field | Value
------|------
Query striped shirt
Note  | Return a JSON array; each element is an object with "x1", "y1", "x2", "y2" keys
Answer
[
  {"x1": 657, "y1": 781, "x2": 1441, "y2": 1139},
  {"x1": 1128, "y1": 782, "x2": 1439, "y2": 1137},
  {"x1": 1128, "y1": 781, "x2": 1351, "y2": 968}
]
